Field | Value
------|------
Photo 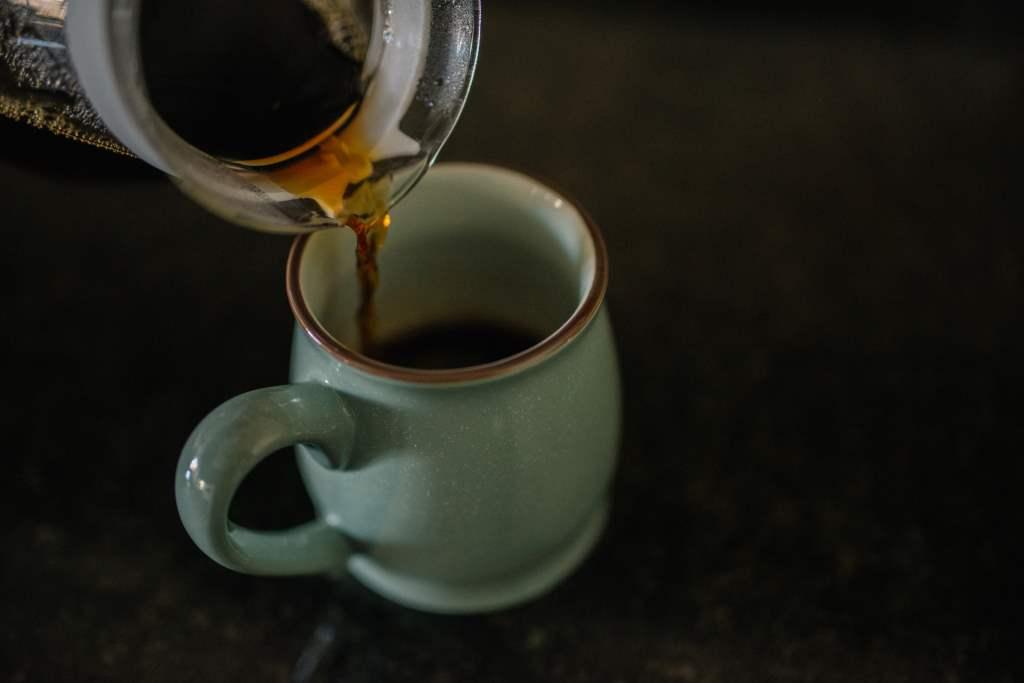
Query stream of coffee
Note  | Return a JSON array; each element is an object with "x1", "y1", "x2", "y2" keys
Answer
[
  {"x1": 140, "y1": 0, "x2": 390, "y2": 350},
  {"x1": 348, "y1": 213, "x2": 390, "y2": 351}
]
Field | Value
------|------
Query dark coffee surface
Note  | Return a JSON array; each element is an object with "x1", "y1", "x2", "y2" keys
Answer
[
  {"x1": 139, "y1": 0, "x2": 364, "y2": 159},
  {"x1": 364, "y1": 321, "x2": 542, "y2": 369},
  {"x1": 2, "y1": 4, "x2": 1022, "y2": 682}
]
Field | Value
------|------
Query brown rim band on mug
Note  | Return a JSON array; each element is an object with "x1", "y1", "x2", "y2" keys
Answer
[{"x1": 286, "y1": 169, "x2": 609, "y2": 384}]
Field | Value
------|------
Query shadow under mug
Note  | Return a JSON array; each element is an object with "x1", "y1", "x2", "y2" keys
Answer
[{"x1": 175, "y1": 163, "x2": 622, "y2": 614}]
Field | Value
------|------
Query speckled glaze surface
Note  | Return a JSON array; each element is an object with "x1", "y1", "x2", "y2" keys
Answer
[{"x1": 176, "y1": 164, "x2": 621, "y2": 614}]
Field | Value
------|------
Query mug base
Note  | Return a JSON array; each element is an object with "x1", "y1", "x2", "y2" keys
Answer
[{"x1": 345, "y1": 498, "x2": 609, "y2": 614}]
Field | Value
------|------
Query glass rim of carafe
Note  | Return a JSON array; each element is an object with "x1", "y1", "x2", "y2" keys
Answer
[{"x1": 66, "y1": 0, "x2": 481, "y2": 233}]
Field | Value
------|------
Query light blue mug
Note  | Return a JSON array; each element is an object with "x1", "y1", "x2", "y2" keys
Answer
[{"x1": 176, "y1": 164, "x2": 621, "y2": 613}]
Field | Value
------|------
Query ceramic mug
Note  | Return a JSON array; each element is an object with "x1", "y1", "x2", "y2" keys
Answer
[{"x1": 175, "y1": 163, "x2": 621, "y2": 613}]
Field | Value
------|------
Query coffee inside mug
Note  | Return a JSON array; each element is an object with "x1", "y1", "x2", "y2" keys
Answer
[{"x1": 291, "y1": 164, "x2": 602, "y2": 376}]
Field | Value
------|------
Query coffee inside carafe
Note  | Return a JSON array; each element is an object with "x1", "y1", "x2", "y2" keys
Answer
[{"x1": 139, "y1": 0, "x2": 372, "y2": 162}]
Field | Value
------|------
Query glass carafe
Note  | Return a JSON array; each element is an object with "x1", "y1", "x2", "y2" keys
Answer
[{"x1": 0, "y1": 0, "x2": 480, "y2": 232}]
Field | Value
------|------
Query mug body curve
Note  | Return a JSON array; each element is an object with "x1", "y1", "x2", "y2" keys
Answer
[
  {"x1": 290, "y1": 308, "x2": 620, "y2": 610},
  {"x1": 285, "y1": 163, "x2": 621, "y2": 611}
]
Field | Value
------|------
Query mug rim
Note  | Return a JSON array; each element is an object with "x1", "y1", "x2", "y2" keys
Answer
[{"x1": 286, "y1": 163, "x2": 609, "y2": 385}]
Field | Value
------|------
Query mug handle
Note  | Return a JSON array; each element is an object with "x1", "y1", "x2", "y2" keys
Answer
[{"x1": 175, "y1": 384, "x2": 355, "y2": 576}]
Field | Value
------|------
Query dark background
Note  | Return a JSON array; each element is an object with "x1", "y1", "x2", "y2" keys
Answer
[{"x1": 2, "y1": 2, "x2": 1022, "y2": 681}]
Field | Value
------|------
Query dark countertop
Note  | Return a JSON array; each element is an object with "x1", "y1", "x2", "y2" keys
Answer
[{"x1": 2, "y1": 5, "x2": 1021, "y2": 682}]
